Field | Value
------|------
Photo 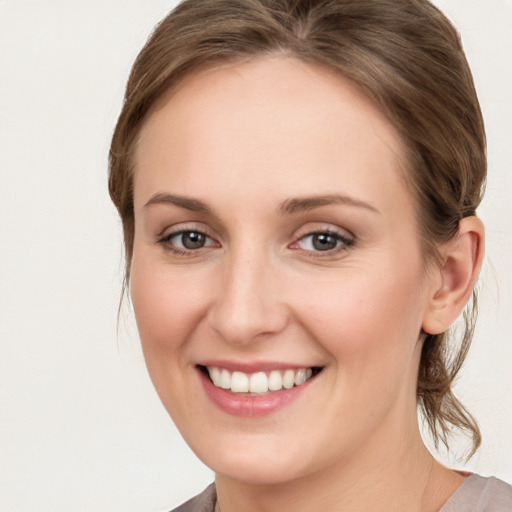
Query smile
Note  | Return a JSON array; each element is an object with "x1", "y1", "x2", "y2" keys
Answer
[
  {"x1": 202, "y1": 366, "x2": 320, "y2": 395},
  {"x1": 197, "y1": 364, "x2": 323, "y2": 417}
]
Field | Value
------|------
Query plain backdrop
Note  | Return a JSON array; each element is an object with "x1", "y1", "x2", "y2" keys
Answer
[{"x1": 0, "y1": 1, "x2": 511, "y2": 511}]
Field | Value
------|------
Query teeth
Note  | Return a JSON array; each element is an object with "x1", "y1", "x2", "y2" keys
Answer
[
  {"x1": 210, "y1": 367, "x2": 221, "y2": 387},
  {"x1": 249, "y1": 372, "x2": 268, "y2": 393},
  {"x1": 219, "y1": 369, "x2": 231, "y2": 389},
  {"x1": 206, "y1": 366, "x2": 316, "y2": 394},
  {"x1": 268, "y1": 370, "x2": 282, "y2": 391},
  {"x1": 231, "y1": 371, "x2": 249, "y2": 393},
  {"x1": 283, "y1": 369, "x2": 295, "y2": 389},
  {"x1": 294, "y1": 369, "x2": 307, "y2": 386}
]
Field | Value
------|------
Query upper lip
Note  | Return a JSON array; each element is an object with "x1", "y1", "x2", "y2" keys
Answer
[{"x1": 197, "y1": 360, "x2": 321, "y2": 373}]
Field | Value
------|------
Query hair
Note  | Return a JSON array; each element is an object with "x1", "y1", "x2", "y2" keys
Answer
[{"x1": 109, "y1": 0, "x2": 486, "y2": 457}]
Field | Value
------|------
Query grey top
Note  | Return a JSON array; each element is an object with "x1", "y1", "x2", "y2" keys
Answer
[
  {"x1": 170, "y1": 474, "x2": 512, "y2": 512},
  {"x1": 440, "y1": 474, "x2": 512, "y2": 512},
  {"x1": 171, "y1": 484, "x2": 216, "y2": 512}
]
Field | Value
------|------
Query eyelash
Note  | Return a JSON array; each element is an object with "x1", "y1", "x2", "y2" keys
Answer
[
  {"x1": 292, "y1": 230, "x2": 354, "y2": 256},
  {"x1": 158, "y1": 229, "x2": 218, "y2": 256},
  {"x1": 157, "y1": 228, "x2": 354, "y2": 257}
]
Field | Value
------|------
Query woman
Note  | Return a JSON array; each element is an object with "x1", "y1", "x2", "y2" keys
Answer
[{"x1": 109, "y1": 0, "x2": 512, "y2": 510}]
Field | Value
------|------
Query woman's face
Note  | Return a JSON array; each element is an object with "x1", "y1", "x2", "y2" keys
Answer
[{"x1": 131, "y1": 57, "x2": 437, "y2": 484}]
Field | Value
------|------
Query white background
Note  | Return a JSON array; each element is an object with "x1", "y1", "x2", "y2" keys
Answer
[{"x1": 0, "y1": 1, "x2": 510, "y2": 511}]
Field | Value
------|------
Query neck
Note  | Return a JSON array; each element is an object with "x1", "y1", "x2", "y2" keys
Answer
[{"x1": 214, "y1": 419, "x2": 465, "y2": 512}]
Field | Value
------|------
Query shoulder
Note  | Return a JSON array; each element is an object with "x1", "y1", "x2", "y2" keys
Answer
[
  {"x1": 169, "y1": 484, "x2": 216, "y2": 512},
  {"x1": 440, "y1": 474, "x2": 512, "y2": 512}
]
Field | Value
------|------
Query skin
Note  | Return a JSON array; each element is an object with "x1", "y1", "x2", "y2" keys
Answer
[{"x1": 130, "y1": 57, "x2": 483, "y2": 512}]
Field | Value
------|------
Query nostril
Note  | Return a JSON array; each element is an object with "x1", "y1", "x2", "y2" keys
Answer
[{"x1": 207, "y1": 303, "x2": 291, "y2": 345}]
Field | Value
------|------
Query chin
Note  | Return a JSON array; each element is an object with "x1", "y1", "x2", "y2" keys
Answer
[
  {"x1": 191, "y1": 439, "x2": 304, "y2": 485},
  {"x1": 188, "y1": 433, "x2": 323, "y2": 486},
  {"x1": 211, "y1": 457, "x2": 308, "y2": 486}
]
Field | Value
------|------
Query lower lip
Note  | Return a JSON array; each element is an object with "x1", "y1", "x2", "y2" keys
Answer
[{"x1": 198, "y1": 369, "x2": 315, "y2": 418}]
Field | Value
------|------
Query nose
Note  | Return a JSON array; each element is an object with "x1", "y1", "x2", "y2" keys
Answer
[{"x1": 207, "y1": 247, "x2": 289, "y2": 345}]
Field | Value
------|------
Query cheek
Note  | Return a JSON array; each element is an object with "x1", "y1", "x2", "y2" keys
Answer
[
  {"x1": 291, "y1": 265, "x2": 426, "y2": 372},
  {"x1": 294, "y1": 269, "x2": 426, "y2": 438},
  {"x1": 129, "y1": 254, "x2": 215, "y2": 418},
  {"x1": 129, "y1": 255, "x2": 209, "y2": 356}
]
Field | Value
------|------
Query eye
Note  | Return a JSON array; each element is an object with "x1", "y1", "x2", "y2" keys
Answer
[
  {"x1": 161, "y1": 230, "x2": 217, "y2": 251},
  {"x1": 295, "y1": 231, "x2": 353, "y2": 252}
]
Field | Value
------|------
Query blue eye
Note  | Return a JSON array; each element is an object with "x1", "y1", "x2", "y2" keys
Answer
[{"x1": 297, "y1": 232, "x2": 351, "y2": 252}]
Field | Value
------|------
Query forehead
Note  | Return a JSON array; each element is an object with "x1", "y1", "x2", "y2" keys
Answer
[{"x1": 133, "y1": 56, "x2": 412, "y2": 215}]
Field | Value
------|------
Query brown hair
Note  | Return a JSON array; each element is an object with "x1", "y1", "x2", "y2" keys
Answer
[{"x1": 109, "y1": 0, "x2": 486, "y2": 457}]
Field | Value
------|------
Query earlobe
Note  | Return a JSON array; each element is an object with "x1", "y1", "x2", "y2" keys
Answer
[{"x1": 422, "y1": 216, "x2": 485, "y2": 335}]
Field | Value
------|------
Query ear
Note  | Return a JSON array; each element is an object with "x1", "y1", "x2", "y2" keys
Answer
[{"x1": 422, "y1": 216, "x2": 485, "y2": 335}]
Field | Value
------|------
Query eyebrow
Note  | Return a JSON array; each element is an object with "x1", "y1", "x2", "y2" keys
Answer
[
  {"x1": 144, "y1": 193, "x2": 211, "y2": 213},
  {"x1": 144, "y1": 192, "x2": 379, "y2": 215},
  {"x1": 278, "y1": 194, "x2": 379, "y2": 215}
]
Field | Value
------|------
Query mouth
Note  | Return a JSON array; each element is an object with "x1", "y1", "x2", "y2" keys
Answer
[{"x1": 198, "y1": 365, "x2": 323, "y2": 395}]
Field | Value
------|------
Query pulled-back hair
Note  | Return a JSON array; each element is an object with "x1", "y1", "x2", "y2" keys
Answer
[{"x1": 109, "y1": 0, "x2": 486, "y2": 457}]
